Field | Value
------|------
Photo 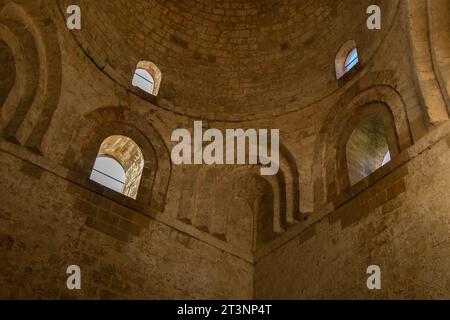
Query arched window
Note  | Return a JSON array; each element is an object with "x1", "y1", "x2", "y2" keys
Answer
[
  {"x1": 335, "y1": 40, "x2": 359, "y2": 79},
  {"x1": 90, "y1": 135, "x2": 144, "y2": 199},
  {"x1": 0, "y1": 41, "x2": 16, "y2": 108},
  {"x1": 90, "y1": 156, "x2": 126, "y2": 193},
  {"x1": 132, "y1": 61, "x2": 161, "y2": 96},
  {"x1": 345, "y1": 115, "x2": 391, "y2": 186}
]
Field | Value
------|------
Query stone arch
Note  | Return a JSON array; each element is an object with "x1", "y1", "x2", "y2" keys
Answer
[
  {"x1": 246, "y1": 143, "x2": 302, "y2": 227},
  {"x1": 0, "y1": 39, "x2": 15, "y2": 108},
  {"x1": 93, "y1": 135, "x2": 145, "y2": 199},
  {"x1": 209, "y1": 166, "x2": 277, "y2": 253},
  {"x1": 0, "y1": 16, "x2": 40, "y2": 143},
  {"x1": 313, "y1": 85, "x2": 412, "y2": 207},
  {"x1": 191, "y1": 165, "x2": 221, "y2": 232},
  {"x1": 278, "y1": 144, "x2": 302, "y2": 223},
  {"x1": 64, "y1": 107, "x2": 171, "y2": 213},
  {"x1": 335, "y1": 103, "x2": 399, "y2": 192},
  {"x1": 226, "y1": 171, "x2": 276, "y2": 253},
  {"x1": 345, "y1": 114, "x2": 391, "y2": 186},
  {"x1": 427, "y1": 0, "x2": 450, "y2": 115},
  {"x1": 0, "y1": 1, "x2": 62, "y2": 153},
  {"x1": 132, "y1": 61, "x2": 162, "y2": 96},
  {"x1": 176, "y1": 165, "x2": 259, "y2": 239},
  {"x1": 406, "y1": 0, "x2": 449, "y2": 125},
  {"x1": 335, "y1": 40, "x2": 358, "y2": 80},
  {"x1": 179, "y1": 142, "x2": 301, "y2": 251}
]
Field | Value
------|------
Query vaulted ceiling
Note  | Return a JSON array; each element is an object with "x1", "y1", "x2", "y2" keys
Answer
[{"x1": 58, "y1": 0, "x2": 399, "y2": 119}]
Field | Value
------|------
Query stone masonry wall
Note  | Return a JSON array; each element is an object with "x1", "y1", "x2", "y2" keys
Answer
[
  {"x1": 0, "y1": 0, "x2": 448, "y2": 300},
  {"x1": 0, "y1": 150, "x2": 252, "y2": 299},
  {"x1": 255, "y1": 125, "x2": 450, "y2": 299}
]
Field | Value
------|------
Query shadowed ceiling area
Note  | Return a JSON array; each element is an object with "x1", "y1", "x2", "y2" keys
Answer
[{"x1": 58, "y1": 0, "x2": 398, "y2": 118}]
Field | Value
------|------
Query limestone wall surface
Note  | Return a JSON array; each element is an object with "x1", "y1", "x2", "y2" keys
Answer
[
  {"x1": 255, "y1": 125, "x2": 450, "y2": 299},
  {"x1": 0, "y1": 0, "x2": 448, "y2": 299}
]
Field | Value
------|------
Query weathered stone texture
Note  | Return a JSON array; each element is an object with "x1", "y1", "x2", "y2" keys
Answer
[
  {"x1": 0, "y1": 0, "x2": 449, "y2": 300},
  {"x1": 255, "y1": 128, "x2": 450, "y2": 299}
]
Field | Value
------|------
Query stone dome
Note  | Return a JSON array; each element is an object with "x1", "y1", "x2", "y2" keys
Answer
[{"x1": 58, "y1": 0, "x2": 398, "y2": 119}]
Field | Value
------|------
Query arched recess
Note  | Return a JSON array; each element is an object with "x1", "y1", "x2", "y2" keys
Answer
[
  {"x1": 406, "y1": 0, "x2": 449, "y2": 124},
  {"x1": 312, "y1": 86, "x2": 412, "y2": 208},
  {"x1": 222, "y1": 171, "x2": 276, "y2": 254},
  {"x1": 278, "y1": 144, "x2": 301, "y2": 223},
  {"x1": 0, "y1": 40, "x2": 15, "y2": 107},
  {"x1": 132, "y1": 61, "x2": 162, "y2": 96},
  {"x1": 0, "y1": 16, "x2": 40, "y2": 142},
  {"x1": 345, "y1": 113, "x2": 392, "y2": 186},
  {"x1": 63, "y1": 107, "x2": 171, "y2": 213},
  {"x1": 0, "y1": 1, "x2": 62, "y2": 154},
  {"x1": 427, "y1": 0, "x2": 450, "y2": 114},
  {"x1": 176, "y1": 143, "x2": 301, "y2": 252},
  {"x1": 335, "y1": 103, "x2": 399, "y2": 191}
]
